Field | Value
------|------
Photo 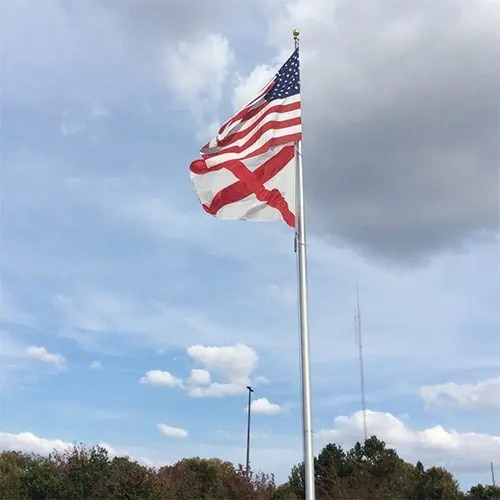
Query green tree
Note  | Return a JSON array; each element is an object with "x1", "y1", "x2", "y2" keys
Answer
[
  {"x1": 50, "y1": 444, "x2": 110, "y2": 499},
  {"x1": 272, "y1": 483, "x2": 299, "y2": 500},
  {"x1": 314, "y1": 443, "x2": 352, "y2": 498},
  {"x1": 286, "y1": 437, "x2": 464, "y2": 500},
  {"x1": 158, "y1": 457, "x2": 252, "y2": 499},
  {"x1": 0, "y1": 451, "x2": 31, "y2": 499},
  {"x1": 287, "y1": 462, "x2": 305, "y2": 499},
  {"x1": 20, "y1": 453, "x2": 62, "y2": 500},
  {"x1": 344, "y1": 436, "x2": 416, "y2": 499},
  {"x1": 411, "y1": 465, "x2": 461, "y2": 499},
  {"x1": 467, "y1": 484, "x2": 500, "y2": 499},
  {"x1": 93, "y1": 456, "x2": 159, "y2": 499},
  {"x1": 0, "y1": 436, "x2": 479, "y2": 500}
]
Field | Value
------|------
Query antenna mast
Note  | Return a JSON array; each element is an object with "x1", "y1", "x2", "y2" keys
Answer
[{"x1": 354, "y1": 282, "x2": 368, "y2": 442}]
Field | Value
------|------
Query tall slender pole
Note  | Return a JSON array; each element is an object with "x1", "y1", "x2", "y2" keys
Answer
[
  {"x1": 293, "y1": 29, "x2": 316, "y2": 500},
  {"x1": 245, "y1": 386, "x2": 254, "y2": 477},
  {"x1": 491, "y1": 462, "x2": 496, "y2": 487},
  {"x1": 354, "y1": 283, "x2": 368, "y2": 442}
]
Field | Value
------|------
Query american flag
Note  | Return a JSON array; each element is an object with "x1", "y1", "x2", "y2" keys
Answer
[{"x1": 190, "y1": 48, "x2": 302, "y2": 228}]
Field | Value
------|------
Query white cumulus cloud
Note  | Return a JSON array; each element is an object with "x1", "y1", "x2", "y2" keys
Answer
[
  {"x1": 420, "y1": 376, "x2": 500, "y2": 411},
  {"x1": 164, "y1": 33, "x2": 233, "y2": 121},
  {"x1": 188, "y1": 368, "x2": 211, "y2": 386},
  {"x1": 187, "y1": 343, "x2": 257, "y2": 386},
  {"x1": 0, "y1": 429, "x2": 160, "y2": 468},
  {"x1": 157, "y1": 423, "x2": 188, "y2": 439},
  {"x1": 232, "y1": 63, "x2": 277, "y2": 111},
  {"x1": 0, "y1": 430, "x2": 71, "y2": 455},
  {"x1": 188, "y1": 382, "x2": 245, "y2": 398},
  {"x1": 250, "y1": 397, "x2": 282, "y2": 415},
  {"x1": 316, "y1": 409, "x2": 500, "y2": 474},
  {"x1": 184, "y1": 344, "x2": 259, "y2": 398},
  {"x1": 139, "y1": 345, "x2": 261, "y2": 398},
  {"x1": 139, "y1": 370, "x2": 183, "y2": 388},
  {"x1": 25, "y1": 346, "x2": 66, "y2": 370}
]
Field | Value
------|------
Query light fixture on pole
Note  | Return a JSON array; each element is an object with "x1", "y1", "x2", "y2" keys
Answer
[{"x1": 246, "y1": 385, "x2": 254, "y2": 477}]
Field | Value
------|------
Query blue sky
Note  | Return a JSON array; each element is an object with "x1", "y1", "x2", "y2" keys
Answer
[{"x1": 1, "y1": 0, "x2": 499, "y2": 489}]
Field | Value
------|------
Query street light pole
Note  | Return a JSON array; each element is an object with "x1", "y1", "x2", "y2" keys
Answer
[{"x1": 246, "y1": 386, "x2": 254, "y2": 477}]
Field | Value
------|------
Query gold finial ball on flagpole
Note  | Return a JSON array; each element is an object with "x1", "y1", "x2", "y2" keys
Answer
[{"x1": 293, "y1": 28, "x2": 300, "y2": 38}]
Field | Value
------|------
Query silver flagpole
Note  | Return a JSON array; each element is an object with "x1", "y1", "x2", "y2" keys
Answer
[{"x1": 293, "y1": 28, "x2": 316, "y2": 500}]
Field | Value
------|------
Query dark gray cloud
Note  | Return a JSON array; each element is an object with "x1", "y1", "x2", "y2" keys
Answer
[
  {"x1": 2, "y1": 0, "x2": 256, "y2": 105},
  {"x1": 5, "y1": 0, "x2": 497, "y2": 264},
  {"x1": 103, "y1": 0, "x2": 500, "y2": 264},
  {"x1": 94, "y1": 0, "x2": 258, "y2": 49},
  {"x1": 290, "y1": 0, "x2": 500, "y2": 263}
]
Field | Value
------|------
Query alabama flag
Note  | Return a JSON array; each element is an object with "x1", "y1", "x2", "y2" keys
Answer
[{"x1": 189, "y1": 48, "x2": 301, "y2": 228}]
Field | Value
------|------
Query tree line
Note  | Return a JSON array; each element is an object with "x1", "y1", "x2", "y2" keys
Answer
[{"x1": 0, "y1": 435, "x2": 498, "y2": 499}]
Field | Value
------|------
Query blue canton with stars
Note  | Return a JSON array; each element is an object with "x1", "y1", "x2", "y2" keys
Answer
[{"x1": 265, "y1": 48, "x2": 300, "y2": 102}]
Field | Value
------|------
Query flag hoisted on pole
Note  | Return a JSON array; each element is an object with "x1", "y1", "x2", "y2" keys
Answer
[
  {"x1": 189, "y1": 30, "x2": 316, "y2": 500},
  {"x1": 189, "y1": 46, "x2": 301, "y2": 226}
]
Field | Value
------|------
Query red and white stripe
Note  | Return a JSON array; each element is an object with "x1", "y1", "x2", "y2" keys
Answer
[{"x1": 190, "y1": 78, "x2": 301, "y2": 227}]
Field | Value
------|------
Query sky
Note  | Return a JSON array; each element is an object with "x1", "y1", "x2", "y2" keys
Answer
[{"x1": 1, "y1": 0, "x2": 499, "y2": 490}]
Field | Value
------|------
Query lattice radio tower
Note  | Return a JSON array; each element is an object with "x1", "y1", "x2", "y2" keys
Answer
[{"x1": 354, "y1": 282, "x2": 368, "y2": 442}]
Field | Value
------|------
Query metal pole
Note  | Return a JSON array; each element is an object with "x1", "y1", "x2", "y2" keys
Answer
[
  {"x1": 491, "y1": 462, "x2": 496, "y2": 487},
  {"x1": 293, "y1": 29, "x2": 316, "y2": 500},
  {"x1": 246, "y1": 386, "x2": 254, "y2": 477}
]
